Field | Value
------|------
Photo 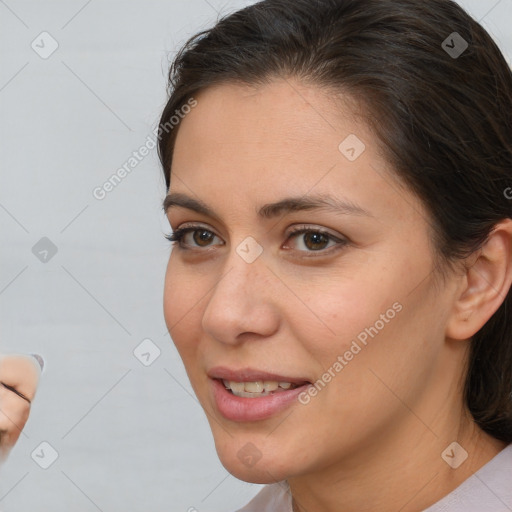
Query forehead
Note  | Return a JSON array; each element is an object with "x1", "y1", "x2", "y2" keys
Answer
[
  {"x1": 170, "y1": 78, "x2": 423, "y2": 226},
  {"x1": 176, "y1": 79, "x2": 363, "y2": 151},
  {"x1": 173, "y1": 79, "x2": 363, "y2": 181}
]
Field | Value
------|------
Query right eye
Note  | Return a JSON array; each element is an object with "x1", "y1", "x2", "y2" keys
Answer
[{"x1": 164, "y1": 226, "x2": 224, "y2": 250}]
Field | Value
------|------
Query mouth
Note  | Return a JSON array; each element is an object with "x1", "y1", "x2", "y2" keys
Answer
[
  {"x1": 207, "y1": 367, "x2": 312, "y2": 421},
  {"x1": 219, "y1": 379, "x2": 308, "y2": 398}
]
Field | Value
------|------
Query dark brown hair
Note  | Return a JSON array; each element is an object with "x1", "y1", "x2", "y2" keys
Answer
[{"x1": 158, "y1": 0, "x2": 512, "y2": 442}]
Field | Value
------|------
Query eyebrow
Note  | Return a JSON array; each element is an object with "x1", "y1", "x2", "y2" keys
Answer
[{"x1": 163, "y1": 192, "x2": 373, "y2": 220}]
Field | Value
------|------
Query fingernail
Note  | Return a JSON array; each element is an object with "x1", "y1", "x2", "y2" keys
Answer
[{"x1": 30, "y1": 354, "x2": 45, "y2": 372}]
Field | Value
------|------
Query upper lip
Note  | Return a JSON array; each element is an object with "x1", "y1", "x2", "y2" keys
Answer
[{"x1": 207, "y1": 366, "x2": 311, "y2": 385}]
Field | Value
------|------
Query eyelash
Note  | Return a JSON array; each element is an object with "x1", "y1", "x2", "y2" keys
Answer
[{"x1": 164, "y1": 224, "x2": 348, "y2": 256}]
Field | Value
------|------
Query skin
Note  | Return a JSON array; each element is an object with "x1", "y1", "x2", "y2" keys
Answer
[
  {"x1": 163, "y1": 78, "x2": 511, "y2": 512},
  {"x1": 0, "y1": 354, "x2": 42, "y2": 464}
]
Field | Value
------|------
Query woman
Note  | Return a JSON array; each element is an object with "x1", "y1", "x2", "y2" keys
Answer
[{"x1": 158, "y1": 0, "x2": 512, "y2": 510}]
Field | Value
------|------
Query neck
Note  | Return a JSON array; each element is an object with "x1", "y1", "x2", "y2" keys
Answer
[{"x1": 288, "y1": 413, "x2": 506, "y2": 512}]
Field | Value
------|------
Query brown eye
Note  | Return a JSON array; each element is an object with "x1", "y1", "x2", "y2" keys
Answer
[
  {"x1": 301, "y1": 232, "x2": 330, "y2": 251},
  {"x1": 165, "y1": 226, "x2": 223, "y2": 249},
  {"x1": 284, "y1": 226, "x2": 348, "y2": 255},
  {"x1": 192, "y1": 229, "x2": 215, "y2": 247}
]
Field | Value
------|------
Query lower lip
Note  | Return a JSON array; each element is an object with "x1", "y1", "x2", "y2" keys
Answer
[{"x1": 210, "y1": 378, "x2": 311, "y2": 422}]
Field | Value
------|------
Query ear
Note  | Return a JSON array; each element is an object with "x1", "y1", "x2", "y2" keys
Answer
[{"x1": 446, "y1": 219, "x2": 512, "y2": 340}]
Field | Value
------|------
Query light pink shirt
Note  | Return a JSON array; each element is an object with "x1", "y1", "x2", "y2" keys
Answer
[{"x1": 235, "y1": 443, "x2": 512, "y2": 512}]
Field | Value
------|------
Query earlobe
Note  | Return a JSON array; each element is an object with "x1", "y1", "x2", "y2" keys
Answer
[{"x1": 446, "y1": 219, "x2": 512, "y2": 341}]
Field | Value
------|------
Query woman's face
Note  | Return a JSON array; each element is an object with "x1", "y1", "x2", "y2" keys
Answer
[{"x1": 163, "y1": 79, "x2": 462, "y2": 483}]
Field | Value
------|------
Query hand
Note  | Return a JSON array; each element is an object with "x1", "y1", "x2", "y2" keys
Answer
[{"x1": 0, "y1": 353, "x2": 44, "y2": 464}]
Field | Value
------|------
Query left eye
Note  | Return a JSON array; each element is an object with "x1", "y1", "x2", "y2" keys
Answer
[{"x1": 284, "y1": 227, "x2": 346, "y2": 253}]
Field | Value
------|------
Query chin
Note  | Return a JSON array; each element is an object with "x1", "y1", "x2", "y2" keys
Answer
[
  {"x1": 219, "y1": 454, "x2": 290, "y2": 484},
  {"x1": 212, "y1": 433, "x2": 294, "y2": 484}
]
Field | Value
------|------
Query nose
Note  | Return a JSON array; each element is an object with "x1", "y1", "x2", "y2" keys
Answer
[{"x1": 201, "y1": 244, "x2": 281, "y2": 345}]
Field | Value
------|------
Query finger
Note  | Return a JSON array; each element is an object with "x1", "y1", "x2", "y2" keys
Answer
[
  {"x1": 0, "y1": 381, "x2": 31, "y2": 403},
  {"x1": 0, "y1": 353, "x2": 43, "y2": 403},
  {"x1": 0, "y1": 385, "x2": 31, "y2": 452}
]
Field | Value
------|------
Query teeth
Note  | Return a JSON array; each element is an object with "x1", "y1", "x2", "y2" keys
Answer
[
  {"x1": 263, "y1": 381, "x2": 279, "y2": 391},
  {"x1": 229, "y1": 381, "x2": 245, "y2": 393},
  {"x1": 222, "y1": 379, "x2": 301, "y2": 397},
  {"x1": 245, "y1": 381, "x2": 264, "y2": 393}
]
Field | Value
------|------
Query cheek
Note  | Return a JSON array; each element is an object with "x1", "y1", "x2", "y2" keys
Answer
[
  {"x1": 163, "y1": 256, "x2": 205, "y2": 364},
  {"x1": 291, "y1": 265, "x2": 402, "y2": 357},
  {"x1": 164, "y1": 255, "x2": 195, "y2": 329},
  {"x1": 301, "y1": 269, "x2": 440, "y2": 414},
  {"x1": 293, "y1": 257, "x2": 432, "y2": 398}
]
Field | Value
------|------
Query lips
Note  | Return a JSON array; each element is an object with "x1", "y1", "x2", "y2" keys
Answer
[
  {"x1": 207, "y1": 366, "x2": 313, "y2": 422},
  {"x1": 207, "y1": 366, "x2": 311, "y2": 386}
]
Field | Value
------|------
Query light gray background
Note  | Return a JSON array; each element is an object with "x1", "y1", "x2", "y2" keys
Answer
[{"x1": 0, "y1": 1, "x2": 511, "y2": 511}]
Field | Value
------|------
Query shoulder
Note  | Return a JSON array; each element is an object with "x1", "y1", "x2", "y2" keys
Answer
[
  {"x1": 424, "y1": 443, "x2": 512, "y2": 512},
  {"x1": 234, "y1": 481, "x2": 292, "y2": 512}
]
